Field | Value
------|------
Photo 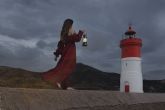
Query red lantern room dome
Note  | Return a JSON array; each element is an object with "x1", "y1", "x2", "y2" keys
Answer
[{"x1": 120, "y1": 26, "x2": 142, "y2": 58}]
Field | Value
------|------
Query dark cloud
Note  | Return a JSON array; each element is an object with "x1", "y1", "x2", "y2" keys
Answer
[
  {"x1": 144, "y1": 69, "x2": 165, "y2": 80},
  {"x1": 0, "y1": 0, "x2": 165, "y2": 79},
  {"x1": 0, "y1": 42, "x2": 55, "y2": 71},
  {"x1": 36, "y1": 40, "x2": 48, "y2": 49}
]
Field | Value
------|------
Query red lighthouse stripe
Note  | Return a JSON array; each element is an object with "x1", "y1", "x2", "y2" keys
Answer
[{"x1": 120, "y1": 38, "x2": 142, "y2": 58}]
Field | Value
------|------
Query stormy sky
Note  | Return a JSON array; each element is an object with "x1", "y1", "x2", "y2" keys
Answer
[{"x1": 0, "y1": 0, "x2": 165, "y2": 80}]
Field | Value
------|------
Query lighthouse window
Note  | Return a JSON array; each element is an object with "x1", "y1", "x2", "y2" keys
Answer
[{"x1": 129, "y1": 35, "x2": 133, "y2": 38}]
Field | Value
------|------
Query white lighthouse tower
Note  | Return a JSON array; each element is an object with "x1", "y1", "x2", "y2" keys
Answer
[{"x1": 120, "y1": 26, "x2": 143, "y2": 93}]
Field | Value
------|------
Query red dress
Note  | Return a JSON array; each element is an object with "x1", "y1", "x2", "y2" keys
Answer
[{"x1": 42, "y1": 31, "x2": 83, "y2": 88}]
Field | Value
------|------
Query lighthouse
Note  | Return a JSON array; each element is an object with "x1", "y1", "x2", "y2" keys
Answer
[{"x1": 120, "y1": 26, "x2": 143, "y2": 93}]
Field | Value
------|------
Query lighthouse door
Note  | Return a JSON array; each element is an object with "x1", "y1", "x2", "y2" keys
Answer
[{"x1": 125, "y1": 81, "x2": 129, "y2": 93}]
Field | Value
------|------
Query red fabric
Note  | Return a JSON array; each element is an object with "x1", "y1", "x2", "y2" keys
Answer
[
  {"x1": 120, "y1": 38, "x2": 142, "y2": 58},
  {"x1": 54, "y1": 41, "x2": 65, "y2": 58},
  {"x1": 42, "y1": 31, "x2": 83, "y2": 87}
]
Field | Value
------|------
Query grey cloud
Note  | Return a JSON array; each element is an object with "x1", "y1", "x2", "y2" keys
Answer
[
  {"x1": 144, "y1": 69, "x2": 165, "y2": 80},
  {"x1": 0, "y1": 42, "x2": 55, "y2": 72},
  {"x1": 36, "y1": 40, "x2": 56, "y2": 50},
  {"x1": 36, "y1": 40, "x2": 48, "y2": 49}
]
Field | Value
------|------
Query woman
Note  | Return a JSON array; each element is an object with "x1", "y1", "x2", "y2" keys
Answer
[{"x1": 42, "y1": 18, "x2": 84, "y2": 89}]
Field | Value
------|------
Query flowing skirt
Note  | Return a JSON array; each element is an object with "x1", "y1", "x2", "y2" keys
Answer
[{"x1": 42, "y1": 44, "x2": 76, "y2": 88}]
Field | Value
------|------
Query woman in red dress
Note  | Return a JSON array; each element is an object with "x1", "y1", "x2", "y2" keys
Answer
[{"x1": 42, "y1": 19, "x2": 84, "y2": 89}]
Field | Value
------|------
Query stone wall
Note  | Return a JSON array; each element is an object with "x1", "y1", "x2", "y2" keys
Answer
[{"x1": 0, "y1": 87, "x2": 165, "y2": 110}]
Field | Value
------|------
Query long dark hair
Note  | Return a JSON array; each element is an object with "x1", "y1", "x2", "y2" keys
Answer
[{"x1": 60, "y1": 19, "x2": 73, "y2": 42}]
